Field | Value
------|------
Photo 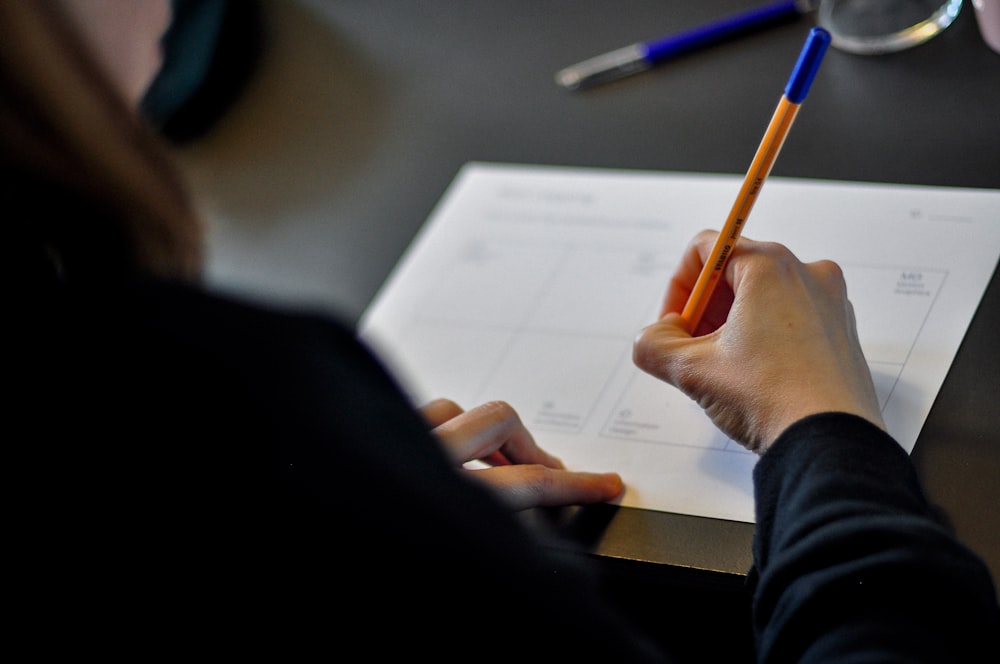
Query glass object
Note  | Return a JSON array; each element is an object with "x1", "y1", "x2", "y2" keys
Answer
[{"x1": 817, "y1": 0, "x2": 964, "y2": 54}]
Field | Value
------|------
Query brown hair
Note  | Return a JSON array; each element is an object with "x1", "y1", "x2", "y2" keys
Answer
[{"x1": 0, "y1": 0, "x2": 203, "y2": 282}]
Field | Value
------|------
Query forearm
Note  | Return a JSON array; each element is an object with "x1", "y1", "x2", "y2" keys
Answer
[{"x1": 751, "y1": 413, "x2": 1000, "y2": 663}]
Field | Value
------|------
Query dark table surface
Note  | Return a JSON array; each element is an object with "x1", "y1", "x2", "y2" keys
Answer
[{"x1": 180, "y1": 0, "x2": 1000, "y2": 636}]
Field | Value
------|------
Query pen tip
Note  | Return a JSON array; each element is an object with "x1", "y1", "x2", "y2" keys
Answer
[{"x1": 555, "y1": 68, "x2": 582, "y2": 90}]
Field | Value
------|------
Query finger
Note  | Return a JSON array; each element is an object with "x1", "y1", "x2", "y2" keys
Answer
[
  {"x1": 662, "y1": 230, "x2": 738, "y2": 335},
  {"x1": 466, "y1": 465, "x2": 624, "y2": 511},
  {"x1": 421, "y1": 400, "x2": 517, "y2": 465},
  {"x1": 432, "y1": 401, "x2": 564, "y2": 469},
  {"x1": 661, "y1": 229, "x2": 718, "y2": 316},
  {"x1": 418, "y1": 398, "x2": 464, "y2": 427}
]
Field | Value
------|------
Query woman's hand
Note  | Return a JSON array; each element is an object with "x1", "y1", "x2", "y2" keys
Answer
[
  {"x1": 419, "y1": 398, "x2": 624, "y2": 510},
  {"x1": 633, "y1": 230, "x2": 885, "y2": 454}
]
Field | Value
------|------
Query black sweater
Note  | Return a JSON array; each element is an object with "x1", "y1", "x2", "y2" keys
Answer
[{"x1": 10, "y1": 276, "x2": 998, "y2": 661}]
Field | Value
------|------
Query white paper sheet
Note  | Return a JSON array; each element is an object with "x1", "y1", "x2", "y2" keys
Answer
[{"x1": 358, "y1": 162, "x2": 1000, "y2": 523}]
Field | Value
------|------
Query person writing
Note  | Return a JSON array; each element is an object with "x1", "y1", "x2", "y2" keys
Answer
[{"x1": 4, "y1": 1, "x2": 997, "y2": 661}]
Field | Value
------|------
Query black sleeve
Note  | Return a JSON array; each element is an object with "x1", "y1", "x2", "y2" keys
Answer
[{"x1": 750, "y1": 412, "x2": 1000, "y2": 663}]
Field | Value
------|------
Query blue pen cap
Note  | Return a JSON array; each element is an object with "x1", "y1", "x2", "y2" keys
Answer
[{"x1": 784, "y1": 27, "x2": 831, "y2": 104}]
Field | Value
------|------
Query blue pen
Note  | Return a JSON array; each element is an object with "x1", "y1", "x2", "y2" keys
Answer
[{"x1": 555, "y1": 0, "x2": 819, "y2": 90}]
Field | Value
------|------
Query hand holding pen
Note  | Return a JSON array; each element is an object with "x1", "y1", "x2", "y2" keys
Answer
[
  {"x1": 634, "y1": 229, "x2": 886, "y2": 454},
  {"x1": 632, "y1": 30, "x2": 880, "y2": 453}
]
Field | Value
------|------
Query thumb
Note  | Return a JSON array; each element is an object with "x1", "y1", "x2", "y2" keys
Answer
[{"x1": 632, "y1": 312, "x2": 701, "y2": 385}]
